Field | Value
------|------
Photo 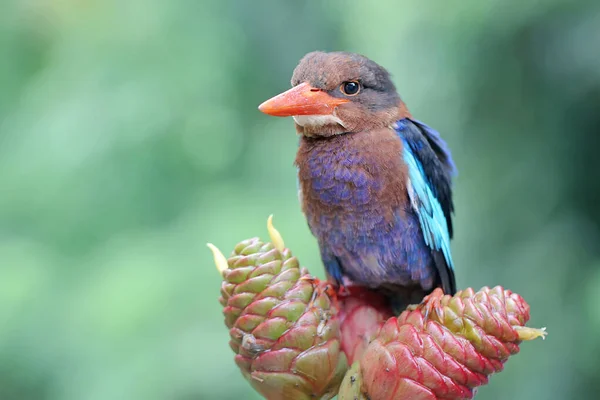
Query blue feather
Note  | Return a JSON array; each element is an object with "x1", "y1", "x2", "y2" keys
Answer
[
  {"x1": 399, "y1": 136, "x2": 454, "y2": 270},
  {"x1": 411, "y1": 119, "x2": 457, "y2": 177}
]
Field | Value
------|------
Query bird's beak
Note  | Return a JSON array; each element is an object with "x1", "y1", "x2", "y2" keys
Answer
[{"x1": 258, "y1": 82, "x2": 349, "y2": 117}]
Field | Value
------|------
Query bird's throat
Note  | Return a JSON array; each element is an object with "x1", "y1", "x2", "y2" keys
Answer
[
  {"x1": 294, "y1": 114, "x2": 348, "y2": 137},
  {"x1": 293, "y1": 114, "x2": 345, "y2": 128}
]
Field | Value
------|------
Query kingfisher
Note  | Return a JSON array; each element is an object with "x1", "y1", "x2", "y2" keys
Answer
[{"x1": 258, "y1": 51, "x2": 457, "y2": 309}]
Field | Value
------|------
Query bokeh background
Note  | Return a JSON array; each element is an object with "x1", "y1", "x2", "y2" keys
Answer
[{"x1": 1, "y1": 0, "x2": 599, "y2": 399}]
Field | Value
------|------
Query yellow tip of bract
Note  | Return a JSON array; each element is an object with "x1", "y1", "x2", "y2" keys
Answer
[
  {"x1": 267, "y1": 215, "x2": 285, "y2": 252},
  {"x1": 514, "y1": 326, "x2": 548, "y2": 341},
  {"x1": 207, "y1": 243, "x2": 228, "y2": 274}
]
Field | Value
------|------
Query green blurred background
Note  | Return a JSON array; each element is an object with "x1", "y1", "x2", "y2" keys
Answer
[{"x1": 1, "y1": 0, "x2": 599, "y2": 399}]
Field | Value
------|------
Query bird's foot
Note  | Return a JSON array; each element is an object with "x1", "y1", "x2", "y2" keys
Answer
[
  {"x1": 300, "y1": 277, "x2": 341, "y2": 311},
  {"x1": 420, "y1": 288, "x2": 445, "y2": 321},
  {"x1": 322, "y1": 282, "x2": 341, "y2": 311}
]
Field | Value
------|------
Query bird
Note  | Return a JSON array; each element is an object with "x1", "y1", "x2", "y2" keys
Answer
[{"x1": 258, "y1": 51, "x2": 457, "y2": 310}]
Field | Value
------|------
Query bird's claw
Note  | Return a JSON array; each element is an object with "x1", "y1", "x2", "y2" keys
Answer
[
  {"x1": 300, "y1": 276, "x2": 341, "y2": 310},
  {"x1": 421, "y1": 288, "x2": 445, "y2": 321},
  {"x1": 321, "y1": 282, "x2": 341, "y2": 311}
]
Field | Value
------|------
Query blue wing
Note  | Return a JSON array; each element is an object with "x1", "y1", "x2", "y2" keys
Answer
[
  {"x1": 395, "y1": 119, "x2": 456, "y2": 293},
  {"x1": 411, "y1": 119, "x2": 456, "y2": 238},
  {"x1": 411, "y1": 119, "x2": 457, "y2": 177}
]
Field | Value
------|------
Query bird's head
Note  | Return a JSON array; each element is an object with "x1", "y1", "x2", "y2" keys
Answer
[{"x1": 259, "y1": 51, "x2": 407, "y2": 137}]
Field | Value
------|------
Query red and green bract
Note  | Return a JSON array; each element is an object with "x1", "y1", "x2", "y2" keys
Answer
[
  {"x1": 338, "y1": 287, "x2": 545, "y2": 400},
  {"x1": 219, "y1": 237, "x2": 347, "y2": 400}
]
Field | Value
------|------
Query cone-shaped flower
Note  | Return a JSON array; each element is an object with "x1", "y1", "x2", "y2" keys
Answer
[
  {"x1": 338, "y1": 287, "x2": 546, "y2": 400},
  {"x1": 218, "y1": 235, "x2": 348, "y2": 400}
]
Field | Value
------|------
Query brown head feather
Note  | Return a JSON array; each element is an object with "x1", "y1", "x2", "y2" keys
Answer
[{"x1": 291, "y1": 51, "x2": 406, "y2": 136}]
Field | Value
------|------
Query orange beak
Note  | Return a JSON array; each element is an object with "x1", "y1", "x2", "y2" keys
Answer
[{"x1": 258, "y1": 82, "x2": 349, "y2": 117}]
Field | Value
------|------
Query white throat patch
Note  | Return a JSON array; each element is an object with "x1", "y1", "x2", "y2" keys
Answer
[{"x1": 293, "y1": 114, "x2": 345, "y2": 128}]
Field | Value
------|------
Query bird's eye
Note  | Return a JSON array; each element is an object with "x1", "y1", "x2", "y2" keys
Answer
[{"x1": 340, "y1": 81, "x2": 360, "y2": 96}]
